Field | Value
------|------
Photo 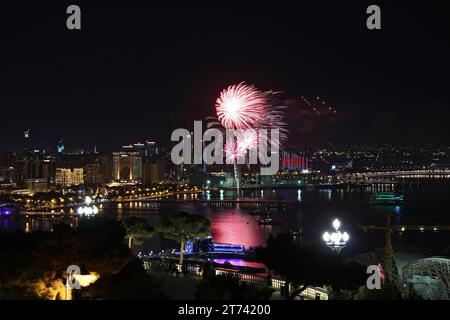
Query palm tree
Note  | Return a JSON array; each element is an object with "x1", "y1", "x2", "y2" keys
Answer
[
  {"x1": 157, "y1": 212, "x2": 210, "y2": 265},
  {"x1": 122, "y1": 216, "x2": 155, "y2": 249}
]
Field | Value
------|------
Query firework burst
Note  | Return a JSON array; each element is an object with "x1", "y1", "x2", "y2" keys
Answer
[
  {"x1": 223, "y1": 130, "x2": 258, "y2": 163},
  {"x1": 224, "y1": 140, "x2": 240, "y2": 163},
  {"x1": 215, "y1": 82, "x2": 267, "y2": 130}
]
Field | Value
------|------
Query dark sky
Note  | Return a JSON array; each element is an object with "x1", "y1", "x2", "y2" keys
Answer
[{"x1": 0, "y1": 1, "x2": 449, "y2": 152}]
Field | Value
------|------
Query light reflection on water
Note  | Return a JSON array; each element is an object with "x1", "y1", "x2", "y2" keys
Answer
[
  {"x1": 210, "y1": 209, "x2": 267, "y2": 249},
  {"x1": 2, "y1": 181, "x2": 450, "y2": 255}
]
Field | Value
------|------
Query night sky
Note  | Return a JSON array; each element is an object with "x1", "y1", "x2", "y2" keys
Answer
[{"x1": 0, "y1": 1, "x2": 449, "y2": 152}]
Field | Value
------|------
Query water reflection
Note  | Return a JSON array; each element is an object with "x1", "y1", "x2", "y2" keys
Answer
[
  {"x1": 210, "y1": 209, "x2": 266, "y2": 249},
  {"x1": 2, "y1": 181, "x2": 450, "y2": 255}
]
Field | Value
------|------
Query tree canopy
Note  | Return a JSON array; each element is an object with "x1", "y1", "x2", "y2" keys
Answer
[
  {"x1": 157, "y1": 211, "x2": 210, "y2": 265},
  {"x1": 256, "y1": 233, "x2": 366, "y2": 299},
  {"x1": 122, "y1": 216, "x2": 155, "y2": 248},
  {"x1": 0, "y1": 217, "x2": 132, "y2": 299}
]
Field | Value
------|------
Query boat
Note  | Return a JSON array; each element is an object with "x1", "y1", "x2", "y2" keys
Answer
[
  {"x1": 266, "y1": 203, "x2": 287, "y2": 210},
  {"x1": 212, "y1": 243, "x2": 245, "y2": 253},
  {"x1": 370, "y1": 192, "x2": 405, "y2": 205}
]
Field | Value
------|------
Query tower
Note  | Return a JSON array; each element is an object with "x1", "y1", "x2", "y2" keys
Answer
[{"x1": 57, "y1": 139, "x2": 65, "y2": 154}]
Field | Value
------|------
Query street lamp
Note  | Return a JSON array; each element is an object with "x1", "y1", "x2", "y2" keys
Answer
[{"x1": 322, "y1": 218, "x2": 349, "y2": 253}]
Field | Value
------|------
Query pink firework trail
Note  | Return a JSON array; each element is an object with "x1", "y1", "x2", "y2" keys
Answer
[
  {"x1": 215, "y1": 82, "x2": 289, "y2": 172},
  {"x1": 224, "y1": 130, "x2": 258, "y2": 163},
  {"x1": 215, "y1": 82, "x2": 267, "y2": 130}
]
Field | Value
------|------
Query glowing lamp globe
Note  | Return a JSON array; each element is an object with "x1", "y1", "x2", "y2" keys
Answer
[
  {"x1": 332, "y1": 218, "x2": 341, "y2": 231},
  {"x1": 323, "y1": 218, "x2": 349, "y2": 253}
]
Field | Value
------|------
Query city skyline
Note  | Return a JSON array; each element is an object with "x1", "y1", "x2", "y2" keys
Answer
[
  {"x1": 1, "y1": 2, "x2": 449, "y2": 151},
  {"x1": 1, "y1": 2, "x2": 450, "y2": 304}
]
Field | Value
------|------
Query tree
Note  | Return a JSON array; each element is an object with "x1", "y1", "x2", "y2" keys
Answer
[
  {"x1": 157, "y1": 212, "x2": 210, "y2": 265},
  {"x1": 122, "y1": 216, "x2": 155, "y2": 249},
  {"x1": 0, "y1": 217, "x2": 132, "y2": 299},
  {"x1": 86, "y1": 259, "x2": 169, "y2": 300},
  {"x1": 256, "y1": 233, "x2": 366, "y2": 299},
  {"x1": 353, "y1": 282, "x2": 403, "y2": 300}
]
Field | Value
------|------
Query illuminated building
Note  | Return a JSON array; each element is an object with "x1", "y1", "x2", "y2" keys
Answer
[
  {"x1": 85, "y1": 163, "x2": 101, "y2": 184},
  {"x1": 23, "y1": 129, "x2": 31, "y2": 151},
  {"x1": 55, "y1": 168, "x2": 70, "y2": 187},
  {"x1": 13, "y1": 152, "x2": 48, "y2": 186},
  {"x1": 122, "y1": 141, "x2": 158, "y2": 157},
  {"x1": 281, "y1": 152, "x2": 309, "y2": 171},
  {"x1": 57, "y1": 139, "x2": 65, "y2": 154},
  {"x1": 55, "y1": 168, "x2": 84, "y2": 187},
  {"x1": 42, "y1": 159, "x2": 56, "y2": 183},
  {"x1": 331, "y1": 160, "x2": 353, "y2": 171},
  {"x1": 71, "y1": 168, "x2": 84, "y2": 185},
  {"x1": 26, "y1": 178, "x2": 49, "y2": 193},
  {"x1": 143, "y1": 158, "x2": 165, "y2": 185},
  {"x1": 112, "y1": 152, "x2": 142, "y2": 183},
  {"x1": 0, "y1": 167, "x2": 14, "y2": 183}
]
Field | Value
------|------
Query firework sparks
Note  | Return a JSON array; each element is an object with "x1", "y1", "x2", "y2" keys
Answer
[
  {"x1": 215, "y1": 83, "x2": 288, "y2": 148},
  {"x1": 223, "y1": 130, "x2": 256, "y2": 163},
  {"x1": 237, "y1": 129, "x2": 258, "y2": 152},
  {"x1": 215, "y1": 82, "x2": 289, "y2": 191},
  {"x1": 224, "y1": 140, "x2": 240, "y2": 163},
  {"x1": 262, "y1": 93, "x2": 288, "y2": 147},
  {"x1": 215, "y1": 82, "x2": 267, "y2": 130}
]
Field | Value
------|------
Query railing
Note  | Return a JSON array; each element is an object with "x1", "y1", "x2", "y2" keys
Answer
[
  {"x1": 215, "y1": 269, "x2": 328, "y2": 300},
  {"x1": 143, "y1": 260, "x2": 329, "y2": 300},
  {"x1": 143, "y1": 259, "x2": 203, "y2": 276}
]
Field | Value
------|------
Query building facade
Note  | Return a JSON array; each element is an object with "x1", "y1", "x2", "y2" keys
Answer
[
  {"x1": 85, "y1": 163, "x2": 101, "y2": 185},
  {"x1": 143, "y1": 159, "x2": 165, "y2": 185},
  {"x1": 55, "y1": 168, "x2": 84, "y2": 187},
  {"x1": 112, "y1": 152, "x2": 142, "y2": 183}
]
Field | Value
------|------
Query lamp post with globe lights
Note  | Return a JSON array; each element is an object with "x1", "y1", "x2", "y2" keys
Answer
[{"x1": 322, "y1": 218, "x2": 349, "y2": 253}]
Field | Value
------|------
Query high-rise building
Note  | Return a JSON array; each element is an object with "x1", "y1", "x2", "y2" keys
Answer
[
  {"x1": 23, "y1": 129, "x2": 31, "y2": 151},
  {"x1": 57, "y1": 139, "x2": 65, "y2": 154},
  {"x1": 55, "y1": 168, "x2": 84, "y2": 187},
  {"x1": 122, "y1": 141, "x2": 158, "y2": 157},
  {"x1": 42, "y1": 158, "x2": 57, "y2": 183},
  {"x1": 72, "y1": 168, "x2": 84, "y2": 185},
  {"x1": 143, "y1": 159, "x2": 166, "y2": 185},
  {"x1": 99, "y1": 154, "x2": 113, "y2": 184},
  {"x1": 85, "y1": 163, "x2": 101, "y2": 185},
  {"x1": 0, "y1": 167, "x2": 14, "y2": 183},
  {"x1": 26, "y1": 178, "x2": 49, "y2": 193},
  {"x1": 13, "y1": 152, "x2": 46, "y2": 186},
  {"x1": 112, "y1": 152, "x2": 142, "y2": 183}
]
